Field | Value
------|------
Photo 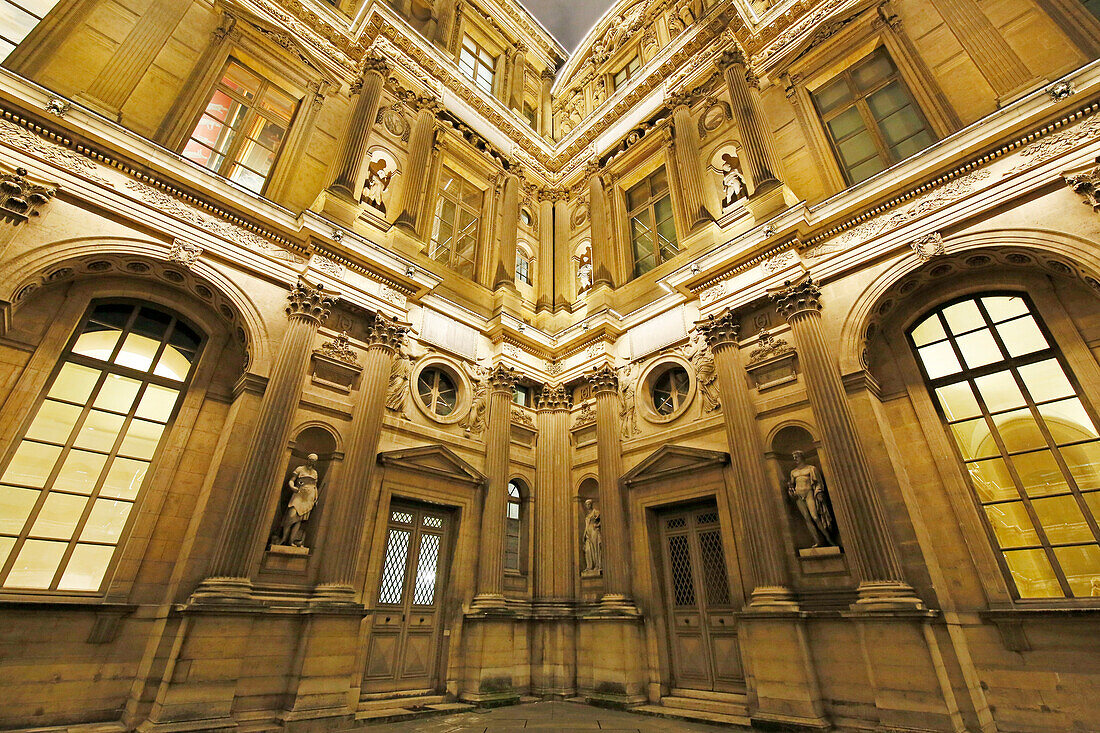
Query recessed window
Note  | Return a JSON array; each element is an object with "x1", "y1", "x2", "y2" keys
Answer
[
  {"x1": 627, "y1": 167, "x2": 679, "y2": 277},
  {"x1": 910, "y1": 294, "x2": 1100, "y2": 599},
  {"x1": 522, "y1": 103, "x2": 537, "y2": 128},
  {"x1": 811, "y1": 47, "x2": 935, "y2": 185},
  {"x1": 512, "y1": 385, "x2": 530, "y2": 406},
  {"x1": 459, "y1": 36, "x2": 496, "y2": 94},
  {"x1": 429, "y1": 168, "x2": 482, "y2": 278},
  {"x1": 182, "y1": 59, "x2": 298, "y2": 194},
  {"x1": 612, "y1": 55, "x2": 641, "y2": 90},
  {"x1": 505, "y1": 481, "x2": 523, "y2": 573},
  {"x1": 520, "y1": 208, "x2": 533, "y2": 227},
  {"x1": 0, "y1": 303, "x2": 201, "y2": 593},
  {"x1": 516, "y1": 251, "x2": 531, "y2": 286},
  {"x1": 416, "y1": 367, "x2": 458, "y2": 417},
  {"x1": 652, "y1": 365, "x2": 690, "y2": 416}
]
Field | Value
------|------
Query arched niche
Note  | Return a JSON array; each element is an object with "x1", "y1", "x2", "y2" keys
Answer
[
  {"x1": 269, "y1": 425, "x2": 341, "y2": 552},
  {"x1": 769, "y1": 424, "x2": 841, "y2": 554},
  {"x1": 577, "y1": 476, "x2": 601, "y2": 583}
]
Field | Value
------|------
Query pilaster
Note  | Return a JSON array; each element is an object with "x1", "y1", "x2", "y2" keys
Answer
[{"x1": 668, "y1": 91, "x2": 714, "y2": 230}]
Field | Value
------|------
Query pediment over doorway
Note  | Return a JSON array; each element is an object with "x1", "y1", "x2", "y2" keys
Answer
[
  {"x1": 377, "y1": 444, "x2": 487, "y2": 487},
  {"x1": 620, "y1": 445, "x2": 729, "y2": 488}
]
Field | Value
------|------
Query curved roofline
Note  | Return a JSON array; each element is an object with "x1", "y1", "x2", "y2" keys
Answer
[{"x1": 551, "y1": 0, "x2": 639, "y2": 91}]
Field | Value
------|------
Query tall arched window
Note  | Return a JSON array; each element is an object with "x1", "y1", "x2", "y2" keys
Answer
[
  {"x1": 0, "y1": 302, "x2": 202, "y2": 593},
  {"x1": 505, "y1": 480, "x2": 524, "y2": 573},
  {"x1": 909, "y1": 294, "x2": 1100, "y2": 599}
]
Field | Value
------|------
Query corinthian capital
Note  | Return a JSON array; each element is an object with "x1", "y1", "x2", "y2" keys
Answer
[
  {"x1": 489, "y1": 364, "x2": 521, "y2": 392},
  {"x1": 364, "y1": 313, "x2": 411, "y2": 352},
  {"x1": 720, "y1": 47, "x2": 747, "y2": 68},
  {"x1": 361, "y1": 54, "x2": 391, "y2": 77},
  {"x1": 666, "y1": 89, "x2": 695, "y2": 110},
  {"x1": 695, "y1": 310, "x2": 740, "y2": 351},
  {"x1": 286, "y1": 279, "x2": 335, "y2": 324},
  {"x1": 536, "y1": 383, "x2": 571, "y2": 411},
  {"x1": 771, "y1": 277, "x2": 823, "y2": 321},
  {"x1": 585, "y1": 363, "x2": 619, "y2": 395}
]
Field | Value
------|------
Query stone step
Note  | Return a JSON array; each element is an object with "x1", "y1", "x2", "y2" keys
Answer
[
  {"x1": 425, "y1": 702, "x2": 476, "y2": 713},
  {"x1": 660, "y1": 694, "x2": 749, "y2": 716},
  {"x1": 357, "y1": 694, "x2": 445, "y2": 711},
  {"x1": 353, "y1": 707, "x2": 421, "y2": 723},
  {"x1": 669, "y1": 688, "x2": 749, "y2": 704},
  {"x1": 633, "y1": 703, "x2": 752, "y2": 728}
]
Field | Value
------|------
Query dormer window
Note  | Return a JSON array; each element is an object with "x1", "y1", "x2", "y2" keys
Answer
[
  {"x1": 612, "y1": 56, "x2": 641, "y2": 90},
  {"x1": 459, "y1": 37, "x2": 496, "y2": 94}
]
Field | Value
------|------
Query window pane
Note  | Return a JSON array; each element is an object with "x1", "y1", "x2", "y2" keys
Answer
[
  {"x1": 892, "y1": 129, "x2": 935, "y2": 160},
  {"x1": 1038, "y1": 398, "x2": 1098, "y2": 442},
  {"x1": 47, "y1": 363, "x2": 100, "y2": 404},
  {"x1": 1063, "y1": 442, "x2": 1100, "y2": 491},
  {"x1": 0, "y1": 485, "x2": 39, "y2": 533},
  {"x1": 154, "y1": 347, "x2": 192, "y2": 382},
  {"x1": 950, "y1": 417, "x2": 998, "y2": 460},
  {"x1": 1003, "y1": 548, "x2": 1063, "y2": 598},
  {"x1": 848, "y1": 156, "x2": 887, "y2": 184},
  {"x1": 974, "y1": 371, "x2": 1025, "y2": 413},
  {"x1": 967, "y1": 458, "x2": 1017, "y2": 502},
  {"x1": 867, "y1": 82, "x2": 910, "y2": 121},
  {"x1": 813, "y1": 77, "x2": 852, "y2": 113},
  {"x1": 1017, "y1": 359, "x2": 1074, "y2": 403},
  {"x1": 996, "y1": 315, "x2": 1047, "y2": 357},
  {"x1": 852, "y1": 50, "x2": 893, "y2": 91},
  {"x1": 30, "y1": 491, "x2": 86, "y2": 539},
  {"x1": 53, "y1": 450, "x2": 108, "y2": 495},
  {"x1": 79, "y1": 498, "x2": 132, "y2": 543},
  {"x1": 827, "y1": 106, "x2": 866, "y2": 141},
  {"x1": 75, "y1": 410, "x2": 125, "y2": 452},
  {"x1": 836, "y1": 130, "x2": 878, "y2": 169},
  {"x1": 917, "y1": 341, "x2": 962, "y2": 379},
  {"x1": 878, "y1": 105, "x2": 924, "y2": 150},
  {"x1": 100, "y1": 458, "x2": 148, "y2": 500},
  {"x1": 942, "y1": 300, "x2": 985, "y2": 334},
  {"x1": 57, "y1": 543, "x2": 114, "y2": 592},
  {"x1": 955, "y1": 329, "x2": 1002, "y2": 369},
  {"x1": 1012, "y1": 450, "x2": 1068, "y2": 497},
  {"x1": 984, "y1": 501, "x2": 1039, "y2": 548},
  {"x1": 982, "y1": 296, "x2": 1029, "y2": 323},
  {"x1": 993, "y1": 409, "x2": 1047, "y2": 453},
  {"x1": 910, "y1": 315, "x2": 947, "y2": 347},
  {"x1": 93, "y1": 374, "x2": 142, "y2": 414},
  {"x1": 136, "y1": 385, "x2": 179, "y2": 422},
  {"x1": 936, "y1": 382, "x2": 981, "y2": 421},
  {"x1": 1031, "y1": 495, "x2": 1094, "y2": 544},
  {"x1": 6, "y1": 539, "x2": 66, "y2": 588},
  {"x1": 116, "y1": 333, "x2": 161, "y2": 372},
  {"x1": 119, "y1": 419, "x2": 165, "y2": 460},
  {"x1": 73, "y1": 328, "x2": 120, "y2": 362},
  {"x1": 25, "y1": 400, "x2": 82, "y2": 443},
  {"x1": 1053, "y1": 544, "x2": 1100, "y2": 597},
  {"x1": 2, "y1": 441, "x2": 62, "y2": 487}
]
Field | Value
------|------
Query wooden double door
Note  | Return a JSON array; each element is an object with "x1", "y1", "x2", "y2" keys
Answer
[
  {"x1": 657, "y1": 502, "x2": 744, "y2": 692},
  {"x1": 363, "y1": 501, "x2": 453, "y2": 693}
]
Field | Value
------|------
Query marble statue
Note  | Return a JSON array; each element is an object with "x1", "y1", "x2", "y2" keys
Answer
[
  {"x1": 461, "y1": 363, "x2": 489, "y2": 434},
  {"x1": 385, "y1": 341, "x2": 411, "y2": 417},
  {"x1": 279, "y1": 454, "x2": 320, "y2": 547},
  {"x1": 618, "y1": 363, "x2": 638, "y2": 437},
  {"x1": 720, "y1": 153, "x2": 748, "y2": 208},
  {"x1": 583, "y1": 499, "x2": 602, "y2": 573},
  {"x1": 686, "y1": 332, "x2": 720, "y2": 412},
  {"x1": 362, "y1": 156, "x2": 396, "y2": 212},
  {"x1": 787, "y1": 450, "x2": 835, "y2": 548}
]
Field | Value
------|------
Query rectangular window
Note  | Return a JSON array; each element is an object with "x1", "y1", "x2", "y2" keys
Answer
[
  {"x1": 522, "y1": 103, "x2": 537, "y2": 128},
  {"x1": 515, "y1": 251, "x2": 531, "y2": 286},
  {"x1": 612, "y1": 55, "x2": 641, "y2": 90},
  {"x1": 429, "y1": 168, "x2": 482, "y2": 278},
  {"x1": 181, "y1": 59, "x2": 298, "y2": 195},
  {"x1": 811, "y1": 47, "x2": 935, "y2": 185},
  {"x1": 512, "y1": 385, "x2": 530, "y2": 406},
  {"x1": 459, "y1": 37, "x2": 496, "y2": 94},
  {"x1": 627, "y1": 167, "x2": 679, "y2": 278},
  {"x1": 0, "y1": 0, "x2": 60, "y2": 61}
]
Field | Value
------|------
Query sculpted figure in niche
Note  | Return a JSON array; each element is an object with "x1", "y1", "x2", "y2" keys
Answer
[
  {"x1": 278, "y1": 454, "x2": 320, "y2": 547},
  {"x1": 361, "y1": 150, "x2": 398, "y2": 213},
  {"x1": 719, "y1": 153, "x2": 748, "y2": 209},
  {"x1": 787, "y1": 450, "x2": 836, "y2": 548},
  {"x1": 685, "y1": 332, "x2": 720, "y2": 412},
  {"x1": 583, "y1": 499, "x2": 602, "y2": 573}
]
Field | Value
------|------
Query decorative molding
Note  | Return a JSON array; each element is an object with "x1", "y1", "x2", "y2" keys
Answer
[
  {"x1": 318, "y1": 330, "x2": 359, "y2": 365},
  {"x1": 572, "y1": 402, "x2": 596, "y2": 429},
  {"x1": 0, "y1": 167, "x2": 54, "y2": 221},
  {"x1": 909, "y1": 232, "x2": 945, "y2": 262},
  {"x1": 511, "y1": 406, "x2": 535, "y2": 429},
  {"x1": 168, "y1": 239, "x2": 203, "y2": 268},
  {"x1": 286, "y1": 279, "x2": 335, "y2": 323},
  {"x1": 1066, "y1": 161, "x2": 1100, "y2": 211},
  {"x1": 747, "y1": 330, "x2": 794, "y2": 365}
]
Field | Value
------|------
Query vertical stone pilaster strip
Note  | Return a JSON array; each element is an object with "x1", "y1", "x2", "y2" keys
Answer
[
  {"x1": 494, "y1": 172, "x2": 521, "y2": 290},
  {"x1": 535, "y1": 191, "x2": 555, "y2": 312},
  {"x1": 540, "y1": 68, "x2": 555, "y2": 138},
  {"x1": 197, "y1": 281, "x2": 334, "y2": 598},
  {"x1": 772, "y1": 278, "x2": 922, "y2": 610},
  {"x1": 696, "y1": 312, "x2": 796, "y2": 609},
  {"x1": 314, "y1": 315, "x2": 410, "y2": 602},
  {"x1": 587, "y1": 365, "x2": 633, "y2": 604},
  {"x1": 587, "y1": 162, "x2": 614, "y2": 288},
  {"x1": 535, "y1": 385, "x2": 572, "y2": 599},
  {"x1": 395, "y1": 96, "x2": 440, "y2": 236},
  {"x1": 509, "y1": 43, "x2": 527, "y2": 111},
  {"x1": 326, "y1": 57, "x2": 389, "y2": 202},
  {"x1": 473, "y1": 365, "x2": 519, "y2": 607},
  {"x1": 927, "y1": 0, "x2": 1036, "y2": 99},
  {"x1": 669, "y1": 92, "x2": 714, "y2": 229},
  {"x1": 720, "y1": 49, "x2": 781, "y2": 192},
  {"x1": 552, "y1": 198, "x2": 572, "y2": 311}
]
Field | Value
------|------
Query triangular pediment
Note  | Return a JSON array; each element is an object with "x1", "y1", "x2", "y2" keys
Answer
[
  {"x1": 621, "y1": 445, "x2": 729, "y2": 487},
  {"x1": 378, "y1": 444, "x2": 487, "y2": 487}
]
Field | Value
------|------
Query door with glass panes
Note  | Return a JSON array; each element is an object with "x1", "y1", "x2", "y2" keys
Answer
[
  {"x1": 363, "y1": 501, "x2": 452, "y2": 693},
  {"x1": 657, "y1": 502, "x2": 744, "y2": 692}
]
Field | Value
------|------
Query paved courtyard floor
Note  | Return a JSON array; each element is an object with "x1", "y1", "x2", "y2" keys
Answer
[{"x1": 343, "y1": 701, "x2": 750, "y2": 732}]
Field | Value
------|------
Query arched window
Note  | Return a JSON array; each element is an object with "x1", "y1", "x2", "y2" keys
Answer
[
  {"x1": 909, "y1": 294, "x2": 1100, "y2": 599},
  {"x1": 0, "y1": 302, "x2": 203, "y2": 592},
  {"x1": 505, "y1": 480, "x2": 524, "y2": 573}
]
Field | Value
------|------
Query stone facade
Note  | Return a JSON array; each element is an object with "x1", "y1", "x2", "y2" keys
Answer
[{"x1": 0, "y1": 0, "x2": 1098, "y2": 731}]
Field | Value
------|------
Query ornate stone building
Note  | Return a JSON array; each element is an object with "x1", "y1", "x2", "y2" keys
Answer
[{"x1": 0, "y1": 0, "x2": 1098, "y2": 730}]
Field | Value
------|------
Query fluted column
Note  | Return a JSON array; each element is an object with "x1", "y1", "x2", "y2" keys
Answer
[
  {"x1": 553, "y1": 197, "x2": 572, "y2": 311},
  {"x1": 696, "y1": 312, "x2": 796, "y2": 609},
  {"x1": 720, "y1": 49, "x2": 781, "y2": 192},
  {"x1": 314, "y1": 315, "x2": 410, "y2": 603},
  {"x1": 197, "y1": 281, "x2": 334, "y2": 598},
  {"x1": 587, "y1": 161, "x2": 614, "y2": 288},
  {"x1": 494, "y1": 171, "x2": 521, "y2": 291},
  {"x1": 535, "y1": 384, "x2": 572, "y2": 599},
  {"x1": 540, "y1": 68, "x2": 555, "y2": 137},
  {"x1": 473, "y1": 365, "x2": 520, "y2": 607},
  {"x1": 772, "y1": 278, "x2": 922, "y2": 610},
  {"x1": 508, "y1": 43, "x2": 527, "y2": 111},
  {"x1": 668, "y1": 91, "x2": 714, "y2": 230},
  {"x1": 586, "y1": 365, "x2": 634, "y2": 605},
  {"x1": 395, "y1": 96, "x2": 441, "y2": 236},
  {"x1": 326, "y1": 57, "x2": 389, "y2": 204}
]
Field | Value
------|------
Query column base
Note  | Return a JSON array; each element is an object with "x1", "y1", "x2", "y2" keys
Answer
[
  {"x1": 311, "y1": 188, "x2": 361, "y2": 227},
  {"x1": 746, "y1": 179, "x2": 798, "y2": 223},
  {"x1": 189, "y1": 576, "x2": 254, "y2": 602},
  {"x1": 748, "y1": 586, "x2": 801, "y2": 611},
  {"x1": 72, "y1": 92, "x2": 121, "y2": 122},
  {"x1": 595, "y1": 593, "x2": 641, "y2": 616},
  {"x1": 310, "y1": 582, "x2": 358, "y2": 605},
  {"x1": 851, "y1": 580, "x2": 926, "y2": 612},
  {"x1": 470, "y1": 593, "x2": 510, "y2": 612}
]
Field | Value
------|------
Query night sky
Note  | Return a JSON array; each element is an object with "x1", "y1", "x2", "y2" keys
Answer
[{"x1": 517, "y1": 0, "x2": 618, "y2": 52}]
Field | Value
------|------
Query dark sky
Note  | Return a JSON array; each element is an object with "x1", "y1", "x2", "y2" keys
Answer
[{"x1": 518, "y1": 0, "x2": 617, "y2": 52}]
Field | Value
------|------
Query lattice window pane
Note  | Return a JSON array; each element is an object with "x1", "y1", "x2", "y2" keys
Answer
[
  {"x1": 413, "y1": 532, "x2": 440, "y2": 605},
  {"x1": 423, "y1": 515, "x2": 443, "y2": 529},
  {"x1": 667, "y1": 534, "x2": 696, "y2": 606},
  {"x1": 378, "y1": 528, "x2": 410, "y2": 605},
  {"x1": 698, "y1": 530, "x2": 732, "y2": 606},
  {"x1": 391, "y1": 511, "x2": 412, "y2": 524}
]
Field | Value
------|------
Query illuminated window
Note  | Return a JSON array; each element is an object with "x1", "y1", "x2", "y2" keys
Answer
[
  {"x1": 910, "y1": 294, "x2": 1100, "y2": 599},
  {"x1": 520, "y1": 208, "x2": 533, "y2": 227},
  {"x1": 627, "y1": 167, "x2": 678, "y2": 277},
  {"x1": 516, "y1": 251, "x2": 531, "y2": 286},
  {"x1": 182, "y1": 59, "x2": 298, "y2": 194},
  {"x1": 505, "y1": 481, "x2": 523, "y2": 573},
  {"x1": 429, "y1": 168, "x2": 482, "y2": 278},
  {"x1": 612, "y1": 56, "x2": 641, "y2": 90},
  {"x1": 652, "y1": 365, "x2": 690, "y2": 416},
  {"x1": 0, "y1": 0, "x2": 61, "y2": 60},
  {"x1": 416, "y1": 367, "x2": 457, "y2": 416},
  {"x1": 811, "y1": 47, "x2": 935, "y2": 185},
  {"x1": 0, "y1": 303, "x2": 202, "y2": 593},
  {"x1": 459, "y1": 37, "x2": 496, "y2": 94}
]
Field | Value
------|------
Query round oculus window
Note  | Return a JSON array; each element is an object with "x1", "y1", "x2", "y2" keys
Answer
[
  {"x1": 417, "y1": 367, "x2": 458, "y2": 416},
  {"x1": 652, "y1": 366, "x2": 690, "y2": 416}
]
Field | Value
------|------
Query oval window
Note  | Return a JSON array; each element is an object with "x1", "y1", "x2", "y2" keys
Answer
[
  {"x1": 652, "y1": 366, "x2": 690, "y2": 415},
  {"x1": 417, "y1": 367, "x2": 458, "y2": 416}
]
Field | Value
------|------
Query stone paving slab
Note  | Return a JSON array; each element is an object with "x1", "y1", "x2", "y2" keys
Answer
[{"x1": 341, "y1": 700, "x2": 753, "y2": 732}]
